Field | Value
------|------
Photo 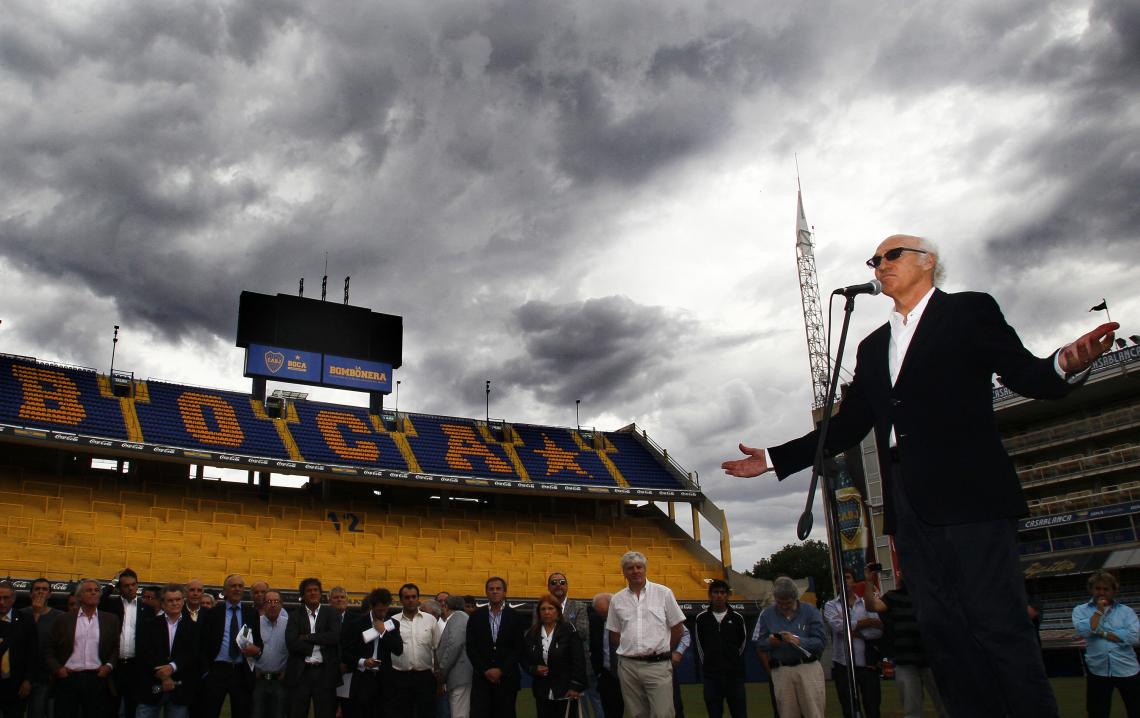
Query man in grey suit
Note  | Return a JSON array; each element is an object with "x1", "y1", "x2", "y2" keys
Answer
[{"x1": 436, "y1": 596, "x2": 473, "y2": 718}]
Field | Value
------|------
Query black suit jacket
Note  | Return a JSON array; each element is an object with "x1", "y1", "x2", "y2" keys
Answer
[
  {"x1": 770, "y1": 290, "x2": 1074, "y2": 532},
  {"x1": 134, "y1": 614, "x2": 199, "y2": 705},
  {"x1": 198, "y1": 601, "x2": 262, "y2": 676},
  {"x1": 339, "y1": 614, "x2": 403, "y2": 698},
  {"x1": 587, "y1": 613, "x2": 617, "y2": 678},
  {"x1": 0, "y1": 610, "x2": 32, "y2": 697},
  {"x1": 285, "y1": 604, "x2": 341, "y2": 688},
  {"x1": 465, "y1": 605, "x2": 526, "y2": 689},
  {"x1": 521, "y1": 622, "x2": 587, "y2": 701},
  {"x1": 46, "y1": 610, "x2": 120, "y2": 675}
]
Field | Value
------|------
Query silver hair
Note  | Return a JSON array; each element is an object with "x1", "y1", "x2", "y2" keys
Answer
[
  {"x1": 329, "y1": 586, "x2": 348, "y2": 597},
  {"x1": 914, "y1": 236, "x2": 946, "y2": 286},
  {"x1": 445, "y1": 595, "x2": 465, "y2": 611},
  {"x1": 419, "y1": 598, "x2": 442, "y2": 618},
  {"x1": 620, "y1": 551, "x2": 647, "y2": 569},
  {"x1": 75, "y1": 578, "x2": 100, "y2": 596},
  {"x1": 772, "y1": 577, "x2": 799, "y2": 601}
]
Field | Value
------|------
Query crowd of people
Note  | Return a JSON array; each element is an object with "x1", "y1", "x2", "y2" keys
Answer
[
  {"x1": 0, "y1": 551, "x2": 727, "y2": 718},
  {"x1": 2, "y1": 552, "x2": 1135, "y2": 718}
]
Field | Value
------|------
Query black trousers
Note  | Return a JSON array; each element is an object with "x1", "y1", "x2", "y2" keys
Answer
[
  {"x1": 348, "y1": 670, "x2": 385, "y2": 718},
  {"x1": 389, "y1": 670, "x2": 436, "y2": 718},
  {"x1": 201, "y1": 662, "x2": 253, "y2": 718},
  {"x1": 891, "y1": 469, "x2": 1058, "y2": 718},
  {"x1": 469, "y1": 674, "x2": 517, "y2": 718},
  {"x1": 1086, "y1": 671, "x2": 1140, "y2": 718},
  {"x1": 702, "y1": 673, "x2": 747, "y2": 718},
  {"x1": 53, "y1": 670, "x2": 113, "y2": 718},
  {"x1": 113, "y1": 659, "x2": 139, "y2": 718},
  {"x1": 832, "y1": 664, "x2": 879, "y2": 718},
  {"x1": 288, "y1": 665, "x2": 335, "y2": 718},
  {"x1": 597, "y1": 669, "x2": 623, "y2": 718}
]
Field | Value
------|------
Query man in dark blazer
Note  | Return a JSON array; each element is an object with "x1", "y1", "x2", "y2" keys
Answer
[
  {"x1": 465, "y1": 577, "x2": 525, "y2": 718},
  {"x1": 285, "y1": 578, "x2": 341, "y2": 718},
  {"x1": 723, "y1": 233, "x2": 1119, "y2": 718},
  {"x1": 197, "y1": 574, "x2": 261, "y2": 718},
  {"x1": 0, "y1": 581, "x2": 32, "y2": 718},
  {"x1": 587, "y1": 593, "x2": 622, "y2": 718},
  {"x1": 134, "y1": 584, "x2": 199, "y2": 716},
  {"x1": 46, "y1": 579, "x2": 121, "y2": 718},
  {"x1": 100, "y1": 568, "x2": 143, "y2": 718},
  {"x1": 340, "y1": 588, "x2": 402, "y2": 718}
]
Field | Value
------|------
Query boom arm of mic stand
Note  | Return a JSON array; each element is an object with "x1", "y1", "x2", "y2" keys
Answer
[{"x1": 798, "y1": 292, "x2": 856, "y2": 541}]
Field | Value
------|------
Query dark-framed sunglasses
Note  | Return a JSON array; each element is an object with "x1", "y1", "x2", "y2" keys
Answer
[
  {"x1": 866, "y1": 246, "x2": 928, "y2": 268},
  {"x1": 548, "y1": 579, "x2": 568, "y2": 586}
]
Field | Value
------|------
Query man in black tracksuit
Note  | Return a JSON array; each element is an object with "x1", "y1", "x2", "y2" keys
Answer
[{"x1": 693, "y1": 580, "x2": 748, "y2": 718}]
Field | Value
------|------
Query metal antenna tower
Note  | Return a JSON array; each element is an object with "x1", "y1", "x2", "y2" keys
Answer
[{"x1": 795, "y1": 172, "x2": 829, "y2": 410}]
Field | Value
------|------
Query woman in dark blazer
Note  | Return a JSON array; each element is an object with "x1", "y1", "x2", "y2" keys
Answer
[{"x1": 521, "y1": 593, "x2": 587, "y2": 718}]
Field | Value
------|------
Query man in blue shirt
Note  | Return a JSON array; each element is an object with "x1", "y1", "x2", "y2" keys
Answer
[
  {"x1": 752, "y1": 577, "x2": 827, "y2": 718},
  {"x1": 1072, "y1": 571, "x2": 1140, "y2": 718}
]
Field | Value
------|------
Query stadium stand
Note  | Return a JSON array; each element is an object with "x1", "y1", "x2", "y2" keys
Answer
[
  {"x1": 0, "y1": 466, "x2": 722, "y2": 598},
  {"x1": 0, "y1": 352, "x2": 744, "y2": 603}
]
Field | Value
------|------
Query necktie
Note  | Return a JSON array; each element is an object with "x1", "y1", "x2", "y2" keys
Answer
[
  {"x1": 1, "y1": 615, "x2": 9, "y2": 678},
  {"x1": 228, "y1": 607, "x2": 241, "y2": 659}
]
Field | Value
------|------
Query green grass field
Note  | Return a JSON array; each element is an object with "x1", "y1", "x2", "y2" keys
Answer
[{"x1": 237, "y1": 676, "x2": 1125, "y2": 716}]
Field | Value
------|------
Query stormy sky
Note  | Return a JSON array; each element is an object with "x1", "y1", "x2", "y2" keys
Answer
[{"x1": 1, "y1": 0, "x2": 1137, "y2": 573}]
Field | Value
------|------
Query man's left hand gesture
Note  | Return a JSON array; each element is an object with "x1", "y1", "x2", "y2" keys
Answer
[{"x1": 1059, "y1": 322, "x2": 1119, "y2": 374}]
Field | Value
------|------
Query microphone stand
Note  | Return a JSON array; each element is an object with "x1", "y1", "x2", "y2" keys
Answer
[{"x1": 797, "y1": 290, "x2": 864, "y2": 718}]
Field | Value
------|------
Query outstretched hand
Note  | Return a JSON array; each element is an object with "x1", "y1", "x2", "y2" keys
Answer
[
  {"x1": 721, "y1": 443, "x2": 771, "y2": 477},
  {"x1": 1059, "y1": 322, "x2": 1120, "y2": 374}
]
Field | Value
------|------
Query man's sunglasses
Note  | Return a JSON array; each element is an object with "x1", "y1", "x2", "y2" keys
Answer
[
  {"x1": 548, "y1": 579, "x2": 568, "y2": 586},
  {"x1": 866, "y1": 246, "x2": 927, "y2": 268}
]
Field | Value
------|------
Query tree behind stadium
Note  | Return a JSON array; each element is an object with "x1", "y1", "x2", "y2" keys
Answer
[{"x1": 749, "y1": 540, "x2": 834, "y2": 604}]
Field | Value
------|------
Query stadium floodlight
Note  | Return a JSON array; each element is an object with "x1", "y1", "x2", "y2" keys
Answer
[
  {"x1": 395, "y1": 380, "x2": 401, "y2": 414},
  {"x1": 576, "y1": 399, "x2": 581, "y2": 430},
  {"x1": 485, "y1": 380, "x2": 491, "y2": 423}
]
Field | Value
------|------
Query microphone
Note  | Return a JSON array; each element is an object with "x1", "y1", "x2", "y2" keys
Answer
[{"x1": 834, "y1": 279, "x2": 882, "y2": 297}]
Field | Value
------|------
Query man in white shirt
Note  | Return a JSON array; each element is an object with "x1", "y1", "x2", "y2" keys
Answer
[
  {"x1": 392, "y1": 584, "x2": 442, "y2": 717},
  {"x1": 824, "y1": 571, "x2": 883, "y2": 718},
  {"x1": 47, "y1": 579, "x2": 120, "y2": 718},
  {"x1": 252, "y1": 591, "x2": 288, "y2": 718},
  {"x1": 100, "y1": 569, "x2": 141, "y2": 718},
  {"x1": 723, "y1": 234, "x2": 1119, "y2": 718},
  {"x1": 605, "y1": 551, "x2": 685, "y2": 718}
]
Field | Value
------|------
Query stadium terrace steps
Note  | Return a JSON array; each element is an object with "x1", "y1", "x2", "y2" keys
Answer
[
  {"x1": 0, "y1": 354, "x2": 690, "y2": 493},
  {"x1": 0, "y1": 468, "x2": 721, "y2": 600}
]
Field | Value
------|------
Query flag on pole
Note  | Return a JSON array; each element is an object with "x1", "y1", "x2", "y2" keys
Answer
[{"x1": 1090, "y1": 299, "x2": 1108, "y2": 312}]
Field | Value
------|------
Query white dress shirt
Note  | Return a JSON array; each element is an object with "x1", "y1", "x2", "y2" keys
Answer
[
  {"x1": 65, "y1": 610, "x2": 106, "y2": 671},
  {"x1": 823, "y1": 595, "x2": 882, "y2": 668},
  {"x1": 392, "y1": 611, "x2": 441, "y2": 672},
  {"x1": 119, "y1": 596, "x2": 139, "y2": 659},
  {"x1": 304, "y1": 606, "x2": 323, "y2": 665},
  {"x1": 604, "y1": 581, "x2": 685, "y2": 657}
]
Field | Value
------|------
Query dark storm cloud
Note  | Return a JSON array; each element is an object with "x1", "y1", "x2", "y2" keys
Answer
[
  {"x1": 496, "y1": 296, "x2": 697, "y2": 406},
  {"x1": 976, "y1": 0, "x2": 1140, "y2": 271}
]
